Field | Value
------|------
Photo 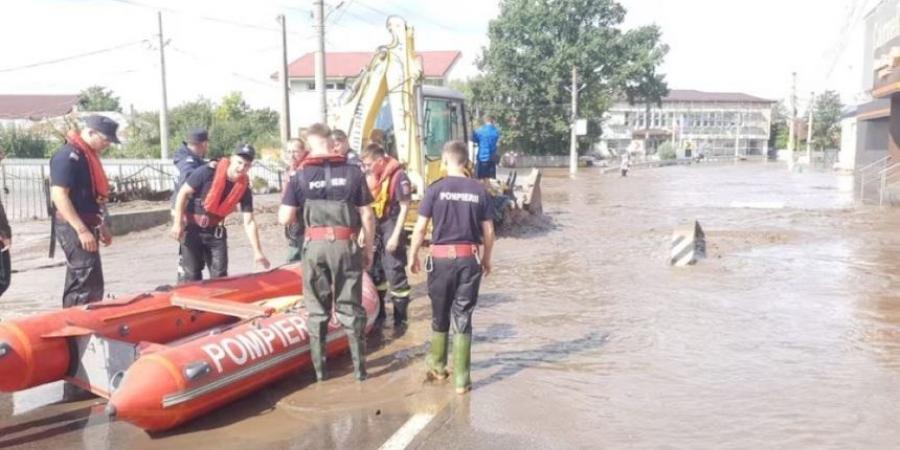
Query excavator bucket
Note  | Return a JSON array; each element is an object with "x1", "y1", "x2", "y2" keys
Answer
[{"x1": 517, "y1": 168, "x2": 543, "y2": 215}]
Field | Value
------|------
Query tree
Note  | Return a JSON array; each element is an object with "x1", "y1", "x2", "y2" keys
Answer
[
  {"x1": 78, "y1": 86, "x2": 122, "y2": 112},
  {"x1": 620, "y1": 25, "x2": 669, "y2": 147},
  {"x1": 810, "y1": 90, "x2": 842, "y2": 150},
  {"x1": 473, "y1": 0, "x2": 668, "y2": 155},
  {"x1": 769, "y1": 102, "x2": 789, "y2": 150}
]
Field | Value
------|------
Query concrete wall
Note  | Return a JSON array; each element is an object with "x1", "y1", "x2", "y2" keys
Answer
[{"x1": 107, "y1": 208, "x2": 170, "y2": 236}]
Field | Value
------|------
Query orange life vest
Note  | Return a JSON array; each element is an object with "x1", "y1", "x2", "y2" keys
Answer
[
  {"x1": 202, "y1": 158, "x2": 249, "y2": 218},
  {"x1": 368, "y1": 157, "x2": 403, "y2": 219}
]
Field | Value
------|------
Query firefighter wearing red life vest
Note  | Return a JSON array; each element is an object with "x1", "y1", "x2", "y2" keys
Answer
[
  {"x1": 361, "y1": 142, "x2": 413, "y2": 330},
  {"x1": 170, "y1": 143, "x2": 270, "y2": 281}
]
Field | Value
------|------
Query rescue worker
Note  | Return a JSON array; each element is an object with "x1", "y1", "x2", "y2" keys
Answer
[
  {"x1": 283, "y1": 137, "x2": 309, "y2": 263},
  {"x1": 278, "y1": 123, "x2": 375, "y2": 382},
  {"x1": 472, "y1": 115, "x2": 501, "y2": 180},
  {"x1": 172, "y1": 128, "x2": 210, "y2": 281},
  {"x1": 170, "y1": 143, "x2": 270, "y2": 280},
  {"x1": 361, "y1": 143, "x2": 413, "y2": 329},
  {"x1": 49, "y1": 115, "x2": 117, "y2": 307},
  {"x1": 0, "y1": 148, "x2": 11, "y2": 297},
  {"x1": 332, "y1": 129, "x2": 363, "y2": 168},
  {"x1": 620, "y1": 151, "x2": 631, "y2": 177},
  {"x1": 408, "y1": 140, "x2": 495, "y2": 394}
]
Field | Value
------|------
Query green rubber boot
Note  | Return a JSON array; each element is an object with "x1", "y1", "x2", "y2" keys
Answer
[
  {"x1": 425, "y1": 332, "x2": 449, "y2": 380},
  {"x1": 452, "y1": 333, "x2": 472, "y2": 394},
  {"x1": 348, "y1": 332, "x2": 368, "y2": 381},
  {"x1": 310, "y1": 337, "x2": 327, "y2": 382}
]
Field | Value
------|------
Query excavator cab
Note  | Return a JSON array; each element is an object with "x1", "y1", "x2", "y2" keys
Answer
[{"x1": 374, "y1": 86, "x2": 469, "y2": 189}]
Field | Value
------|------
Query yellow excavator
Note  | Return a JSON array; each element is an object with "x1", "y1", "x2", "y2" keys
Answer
[{"x1": 328, "y1": 16, "x2": 542, "y2": 229}]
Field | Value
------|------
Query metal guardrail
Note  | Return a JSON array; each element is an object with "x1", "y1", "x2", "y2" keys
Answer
[
  {"x1": 879, "y1": 162, "x2": 900, "y2": 206},
  {"x1": 857, "y1": 155, "x2": 890, "y2": 203},
  {"x1": 0, "y1": 159, "x2": 288, "y2": 222}
]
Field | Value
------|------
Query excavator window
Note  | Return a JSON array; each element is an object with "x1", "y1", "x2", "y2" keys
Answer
[{"x1": 424, "y1": 97, "x2": 466, "y2": 160}]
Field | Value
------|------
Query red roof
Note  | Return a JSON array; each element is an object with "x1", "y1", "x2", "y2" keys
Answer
[
  {"x1": 286, "y1": 51, "x2": 461, "y2": 79},
  {"x1": 665, "y1": 90, "x2": 774, "y2": 104},
  {"x1": 0, "y1": 94, "x2": 80, "y2": 120}
]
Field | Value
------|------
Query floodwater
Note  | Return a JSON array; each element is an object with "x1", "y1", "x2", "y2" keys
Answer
[{"x1": 3, "y1": 161, "x2": 900, "y2": 449}]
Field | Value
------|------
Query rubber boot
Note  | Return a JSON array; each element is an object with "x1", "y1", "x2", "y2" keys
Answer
[
  {"x1": 375, "y1": 290, "x2": 387, "y2": 325},
  {"x1": 309, "y1": 337, "x2": 327, "y2": 382},
  {"x1": 348, "y1": 332, "x2": 367, "y2": 381},
  {"x1": 452, "y1": 333, "x2": 472, "y2": 394},
  {"x1": 425, "y1": 332, "x2": 449, "y2": 380},
  {"x1": 393, "y1": 297, "x2": 410, "y2": 329}
]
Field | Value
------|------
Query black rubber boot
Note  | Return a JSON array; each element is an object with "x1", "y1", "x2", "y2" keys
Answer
[
  {"x1": 393, "y1": 297, "x2": 410, "y2": 329},
  {"x1": 375, "y1": 290, "x2": 387, "y2": 325}
]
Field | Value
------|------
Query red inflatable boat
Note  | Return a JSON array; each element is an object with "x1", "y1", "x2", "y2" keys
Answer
[
  {"x1": 0, "y1": 265, "x2": 304, "y2": 394},
  {"x1": 108, "y1": 275, "x2": 378, "y2": 431}
]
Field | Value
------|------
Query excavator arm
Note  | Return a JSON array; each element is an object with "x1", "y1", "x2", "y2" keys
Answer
[{"x1": 330, "y1": 16, "x2": 426, "y2": 194}]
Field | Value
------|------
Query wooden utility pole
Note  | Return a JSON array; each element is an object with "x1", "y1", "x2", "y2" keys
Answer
[
  {"x1": 278, "y1": 14, "x2": 291, "y2": 143},
  {"x1": 157, "y1": 11, "x2": 170, "y2": 160}
]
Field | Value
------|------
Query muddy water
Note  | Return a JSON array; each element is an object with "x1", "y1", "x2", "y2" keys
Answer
[{"x1": 3, "y1": 162, "x2": 900, "y2": 449}]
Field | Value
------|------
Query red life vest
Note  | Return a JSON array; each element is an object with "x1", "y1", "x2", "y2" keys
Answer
[
  {"x1": 66, "y1": 130, "x2": 110, "y2": 204},
  {"x1": 202, "y1": 158, "x2": 249, "y2": 218}
]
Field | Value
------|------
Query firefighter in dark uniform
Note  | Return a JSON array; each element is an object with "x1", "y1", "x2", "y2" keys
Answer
[
  {"x1": 170, "y1": 144, "x2": 270, "y2": 280},
  {"x1": 283, "y1": 137, "x2": 308, "y2": 263},
  {"x1": 361, "y1": 143, "x2": 413, "y2": 330},
  {"x1": 278, "y1": 123, "x2": 375, "y2": 382},
  {"x1": 408, "y1": 140, "x2": 495, "y2": 394},
  {"x1": 49, "y1": 115, "x2": 118, "y2": 307},
  {"x1": 172, "y1": 128, "x2": 210, "y2": 281},
  {"x1": 0, "y1": 148, "x2": 11, "y2": 297}
]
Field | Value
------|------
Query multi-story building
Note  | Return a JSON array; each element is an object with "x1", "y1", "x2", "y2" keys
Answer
[
  {"x1": 284, "y1": 50, "x2": 462, "y2": 129},
  {"x1": 599, "y1": 90, "x2": 775, "y2": 158}
]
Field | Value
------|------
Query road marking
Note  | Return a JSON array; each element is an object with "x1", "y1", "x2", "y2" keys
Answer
[{"x1": 378, "y1": 412, "x2": 436, "y2": 450}]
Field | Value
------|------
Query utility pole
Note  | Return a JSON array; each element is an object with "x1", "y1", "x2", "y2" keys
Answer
[
  {"x1": 313, "y1": 0, "x2": 327, "y2": 123},
  {"x1": 806, "y1": 91, "x2": 815, "y2": 165},
  {"x1": 157, "y1": 11, "x2": 170, "y2": 161},
  {"x1": 569, "y1": 65, "x2": 578, "y2": 177},
  {"x1": 278, "y1": 14, "x2": 291, "y2": 143},
  {"x1": 787, "y1": 72, "x2": 797, "y2": 167}
]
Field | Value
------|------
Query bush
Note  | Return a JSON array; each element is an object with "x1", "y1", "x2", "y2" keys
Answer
[
  {"x1": 658, "y1": 142, "x2": 676, "y2": 160},
  {"x1": 0, "y1": 125, "x2": 59, "y2": 158}
]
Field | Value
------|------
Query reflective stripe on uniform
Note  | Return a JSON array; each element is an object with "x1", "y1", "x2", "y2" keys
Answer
[{"x1": 390, "y1": 288, "x2": 411, "y2": 298}]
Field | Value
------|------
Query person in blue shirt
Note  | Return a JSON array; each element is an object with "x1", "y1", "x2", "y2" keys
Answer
[{"x1": 472, "y1": 115, "x2": 500, "y2": 180}]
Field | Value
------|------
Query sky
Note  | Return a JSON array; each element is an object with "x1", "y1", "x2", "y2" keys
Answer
[{"x1": 0, "y1": 0, "x2": 879, "y2": 113}]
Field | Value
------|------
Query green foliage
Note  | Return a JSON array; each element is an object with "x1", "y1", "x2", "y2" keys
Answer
[
  {"x1": 811, "y1": 90, "x2": 842, "y2": 150},
  {"x1": 658, "y1": 141, "x2": 676, "y2": 160},
  {"x1": 473, "y1": 0, "x2": 668, "y2": 155},
  {"x1": 116, "y1": 92, "x2": 279, "y2": 159},
  {"x1": 78, "y1": 86, "x2": 122, "y2": 112},
  {"x1": 0, "y1": 125, "x2": 58, "y2": 158},
  {"x1": 769, "y1": 102, "x2": 789, "y2": 150}
]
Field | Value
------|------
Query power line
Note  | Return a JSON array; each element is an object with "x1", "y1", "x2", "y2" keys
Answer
[
  {"x1": 169, "y1": 46, "x2": 274, "y2": 87},
  {"x1": 0, "y1": 40, "x2": 148, "y2": 74},
  {"x1": 107, "y1": 0, "x2": 309, "y2": 36}
]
